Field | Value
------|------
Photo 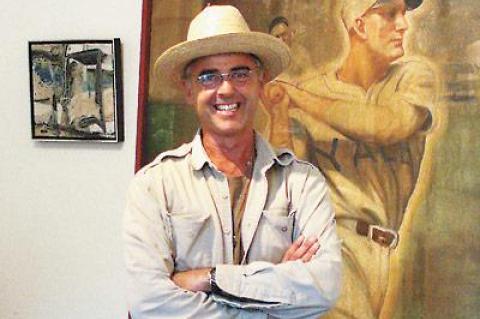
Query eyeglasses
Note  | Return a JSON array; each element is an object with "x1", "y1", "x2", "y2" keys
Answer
[{"x1": 195, "y1": 68, "x2": 259, "y2": 89}]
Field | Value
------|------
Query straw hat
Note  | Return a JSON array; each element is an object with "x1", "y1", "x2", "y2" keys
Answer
[
  {"x1": 342, "y1": 0, "x2": 423, "y2": 30},
  {"x1": 154, "y1": 5, "x2": 291, "y2": 85}
]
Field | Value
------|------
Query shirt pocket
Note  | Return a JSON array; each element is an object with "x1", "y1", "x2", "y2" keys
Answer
[
  {"x1": 251, "y1": 208, "x2": 295, "y2": 263},
  {"x1": 169, "y1": 213, "x2": 212, "y2": 270}
]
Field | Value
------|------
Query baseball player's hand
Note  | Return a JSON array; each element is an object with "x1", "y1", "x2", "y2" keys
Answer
[
  {"x1": 172, "y1": 268, "x2": 212, "y2": 292},
  {"x1": 281, "y1": 235, "x2": 319, "y2": 263}
]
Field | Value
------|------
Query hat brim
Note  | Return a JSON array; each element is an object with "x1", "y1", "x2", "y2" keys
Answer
[
  {"x1": 154, "y1": 32, "x2": 291, "y2": 88},
  {"x1": 374, "y1": 0, "x2": 423, "y2": 10}
]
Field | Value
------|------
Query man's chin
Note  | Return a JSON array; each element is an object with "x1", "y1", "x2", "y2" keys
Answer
[
  {"x1": 388, "y1": 47, "x2": 405, "y2": 62},
  {"x1": 208, "y1": 126, "x2": 248, "y2": 138},
  {"x1": 371, "y1": 46, "x2": 404, "y2": 64}
]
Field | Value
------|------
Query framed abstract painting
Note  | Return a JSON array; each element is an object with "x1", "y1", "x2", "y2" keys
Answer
[{"x1": 29, "y1": 38, "x2": 124, "y2": 142}]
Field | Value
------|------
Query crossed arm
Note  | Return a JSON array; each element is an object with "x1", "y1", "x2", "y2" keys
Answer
[
  {"x1": 172, "y1": 235, "x2": 320, "y2": 293},
  {"x1": 125, "y1": 165, "x2": 341, "y2": 319}
]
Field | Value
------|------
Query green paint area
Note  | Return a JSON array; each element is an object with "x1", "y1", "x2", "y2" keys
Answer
[
  {"x1": 143, "y1": 101, "x2": 198, "y2": 164},
  {"x1": 395, "y1": 97, "x2": 480, "y2": 319}
]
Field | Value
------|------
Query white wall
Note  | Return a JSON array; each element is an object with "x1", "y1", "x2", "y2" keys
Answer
[{"x1": 0, "y1": 1, "x2": 141, "y2": 318}]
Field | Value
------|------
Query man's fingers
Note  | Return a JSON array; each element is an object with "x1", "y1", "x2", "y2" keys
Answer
[
  {"x1": 171, "y1": 268, "x2": 212, "y2": 292},
  {"x1": 282, "y1": 236, "x2": 320, "y2": 262},
  {"x1": 281, "y1": 235, "x2": 305, "y2": 262},
  {"x1": 290, "y1": 237, "x2": 318, "y2": 260},
  {"x1": 301, "y1": 242, "x2": 320, "y2": 263}
]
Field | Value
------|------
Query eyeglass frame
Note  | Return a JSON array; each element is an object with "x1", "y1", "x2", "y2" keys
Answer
[
  {"x1": 195, "y1": 67, "x2": 263, "y2": 89},
  {"x1": 182, "y1": 54, "x2": 264, "y2": 89}
]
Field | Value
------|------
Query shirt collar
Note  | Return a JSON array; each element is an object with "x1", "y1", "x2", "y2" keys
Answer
[
  {"x1": 190, "y1": 130, "x2": 211, "y2": 171},
  {"x1": 190, "y1": 130, "x2": 294, "y2": 172},
  {"x1": 254, "y1": 132, "x2": 294, "y2": 171}
]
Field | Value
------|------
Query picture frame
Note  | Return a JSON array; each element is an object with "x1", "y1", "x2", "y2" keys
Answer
[
  {"x1": 29, "y1": 38, "x2": 124, "y2": 142},
  {"x1": 134, "y1": 1, "x2": 480, "y2": 319},
  {"x1": 135, "y1": 1, "x2": 204, "y2": 171}
]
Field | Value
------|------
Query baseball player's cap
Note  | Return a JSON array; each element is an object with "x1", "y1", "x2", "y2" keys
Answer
[{"x1": 342, "y1": 0, "x2": 423, "y2": 30}]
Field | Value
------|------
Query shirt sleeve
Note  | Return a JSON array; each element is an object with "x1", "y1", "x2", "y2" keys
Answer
[
  {"x1": 211, "y1": 164, "x2": 342, "y2": 318},
  {"x1": 393, "y1": 59, "x2": 440, "y2": 133},
  {"x1": 281, "y1": 61, "x2": 439, "y2": 146},
  {"x1": 124, "y1": 168, "x2": 267, "y2": 319}
]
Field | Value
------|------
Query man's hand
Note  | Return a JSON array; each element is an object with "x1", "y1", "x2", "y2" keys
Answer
[
  {"x1": 281, "y1": 235, "x2": 319, "y2": 263},
  {"x1": 172, "y1": 268, "x2": 212, "y2": 292},
  {"x1": 172, "y1": 236, "x2": 319, "y2": 292}
]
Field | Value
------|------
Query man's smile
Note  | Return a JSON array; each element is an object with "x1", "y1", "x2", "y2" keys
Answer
[
  {"x1": 214, "y1": 102, "x2": 240, "y2": 112},
  {"x1": 391, "y1": 37, "x2": 403, "y2": 47}
]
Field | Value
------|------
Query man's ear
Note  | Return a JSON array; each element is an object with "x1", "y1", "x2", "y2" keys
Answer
[
  {"x1": 353, "y1": 17, "x2": 368, "y2": 40},
  {"x1": 257, "y1": 75, "x2": 267, "y2": 100},
  {"x1": 260, "y1": 69, "x2": 270, "y2": 84},
  {"x1": 181, "y1": 80, "x2": 194, "y2": 105}
]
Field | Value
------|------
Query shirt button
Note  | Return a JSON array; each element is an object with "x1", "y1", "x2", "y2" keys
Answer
[{"x1": 281, "y1": 226, "x2": 288, "y2": 232}]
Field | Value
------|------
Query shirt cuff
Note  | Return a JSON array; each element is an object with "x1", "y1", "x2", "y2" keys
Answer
[{"x1": 211, "y1": 262, "x2": 294, "y2": 309}]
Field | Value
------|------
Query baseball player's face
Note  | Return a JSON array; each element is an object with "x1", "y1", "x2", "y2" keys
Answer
[
  {"x1": 362, "y1": 0, "x2": 409, "y2": 62},
  {"x1": 182, "y1": 53, "x2": 264, "y2": 139},
  {"x1": 270, "y1": 23, "x2": 293, "y2": 47}
]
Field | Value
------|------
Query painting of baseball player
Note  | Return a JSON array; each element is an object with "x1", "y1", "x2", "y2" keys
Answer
[{"x1": 260, "y1": 0, "x2": 446, "y2": 317}]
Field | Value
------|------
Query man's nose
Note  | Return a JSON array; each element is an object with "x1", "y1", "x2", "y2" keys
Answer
[
  {"x1": 216, "y1": 77, "x2": 236, "y2": 96},
  {"x1": 395, "y1": 13, "x2": 408, "y2": 31}
]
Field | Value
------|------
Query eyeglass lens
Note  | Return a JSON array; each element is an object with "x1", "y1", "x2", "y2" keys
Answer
[{"x1": 196, "y1": 68, "x2": 253, "y2": 88}]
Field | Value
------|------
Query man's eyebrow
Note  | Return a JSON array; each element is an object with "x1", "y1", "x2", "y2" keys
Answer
[
  {"x1": 198, "y1": 69, "x2": 219, "y2": 76},
  {"x1": 372, "y1": 1, "x2": 404, "y2": 11},
  {"x1": 231, "y1": 65, "x2": 252, "y2": 71},
  {"x1": 197, "y1": 66, "x2": 252, "y2": 76}
]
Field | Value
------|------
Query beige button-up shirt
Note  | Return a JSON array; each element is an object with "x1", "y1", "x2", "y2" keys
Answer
[{"x1": 124, "y1": 132, "x2": 342, "y2": 318}]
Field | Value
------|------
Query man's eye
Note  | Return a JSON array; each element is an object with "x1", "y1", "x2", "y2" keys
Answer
[
  {"x1": 382, "y1": 8, "x2": 398, "y2": 19},
  {"x1": 198, "y1": 73, "x2": 218, "y2": 83},
  {"x1": 231, "y1": 70, "x2": 250, "y2": 80}
]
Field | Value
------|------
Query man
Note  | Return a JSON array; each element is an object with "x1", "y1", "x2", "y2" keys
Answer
[
  {"x1": 269, "y1": 16, "x2": 293, "y2": 47},
  {"x1": 267, "y1": 16, "x2": 313, "y2": 84},
  {"x1": 124, "y1": 5, "x2": 341, "y2": 319},
  {"x1": 261, "y1": 0, "x2": 442, "y2": 318}
]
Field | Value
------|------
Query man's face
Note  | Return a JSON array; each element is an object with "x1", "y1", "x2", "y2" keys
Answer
[
  {"x1": 270, "y1": 22, "x2": 292, "y2": 47},
  {"x1": 182, "y1": 53, "x2": 264, "y2": 139},
  {"x1": 361, "y1": 0, "x2": 409, "y2": 62}
]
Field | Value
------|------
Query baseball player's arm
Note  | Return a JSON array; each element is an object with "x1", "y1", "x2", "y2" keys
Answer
[
  {"x1": 124, "y1": 171, "x2": 266, "y2": 319},
  {"x1": 285, "y1": 63, "x2": 436, "y2": 145},
  {"x1": 260, "y1": 81, "x2": 345, "y2": 158},
  {"x1": 260, "y1": 81, "x2": 294, "y2": 149}
]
